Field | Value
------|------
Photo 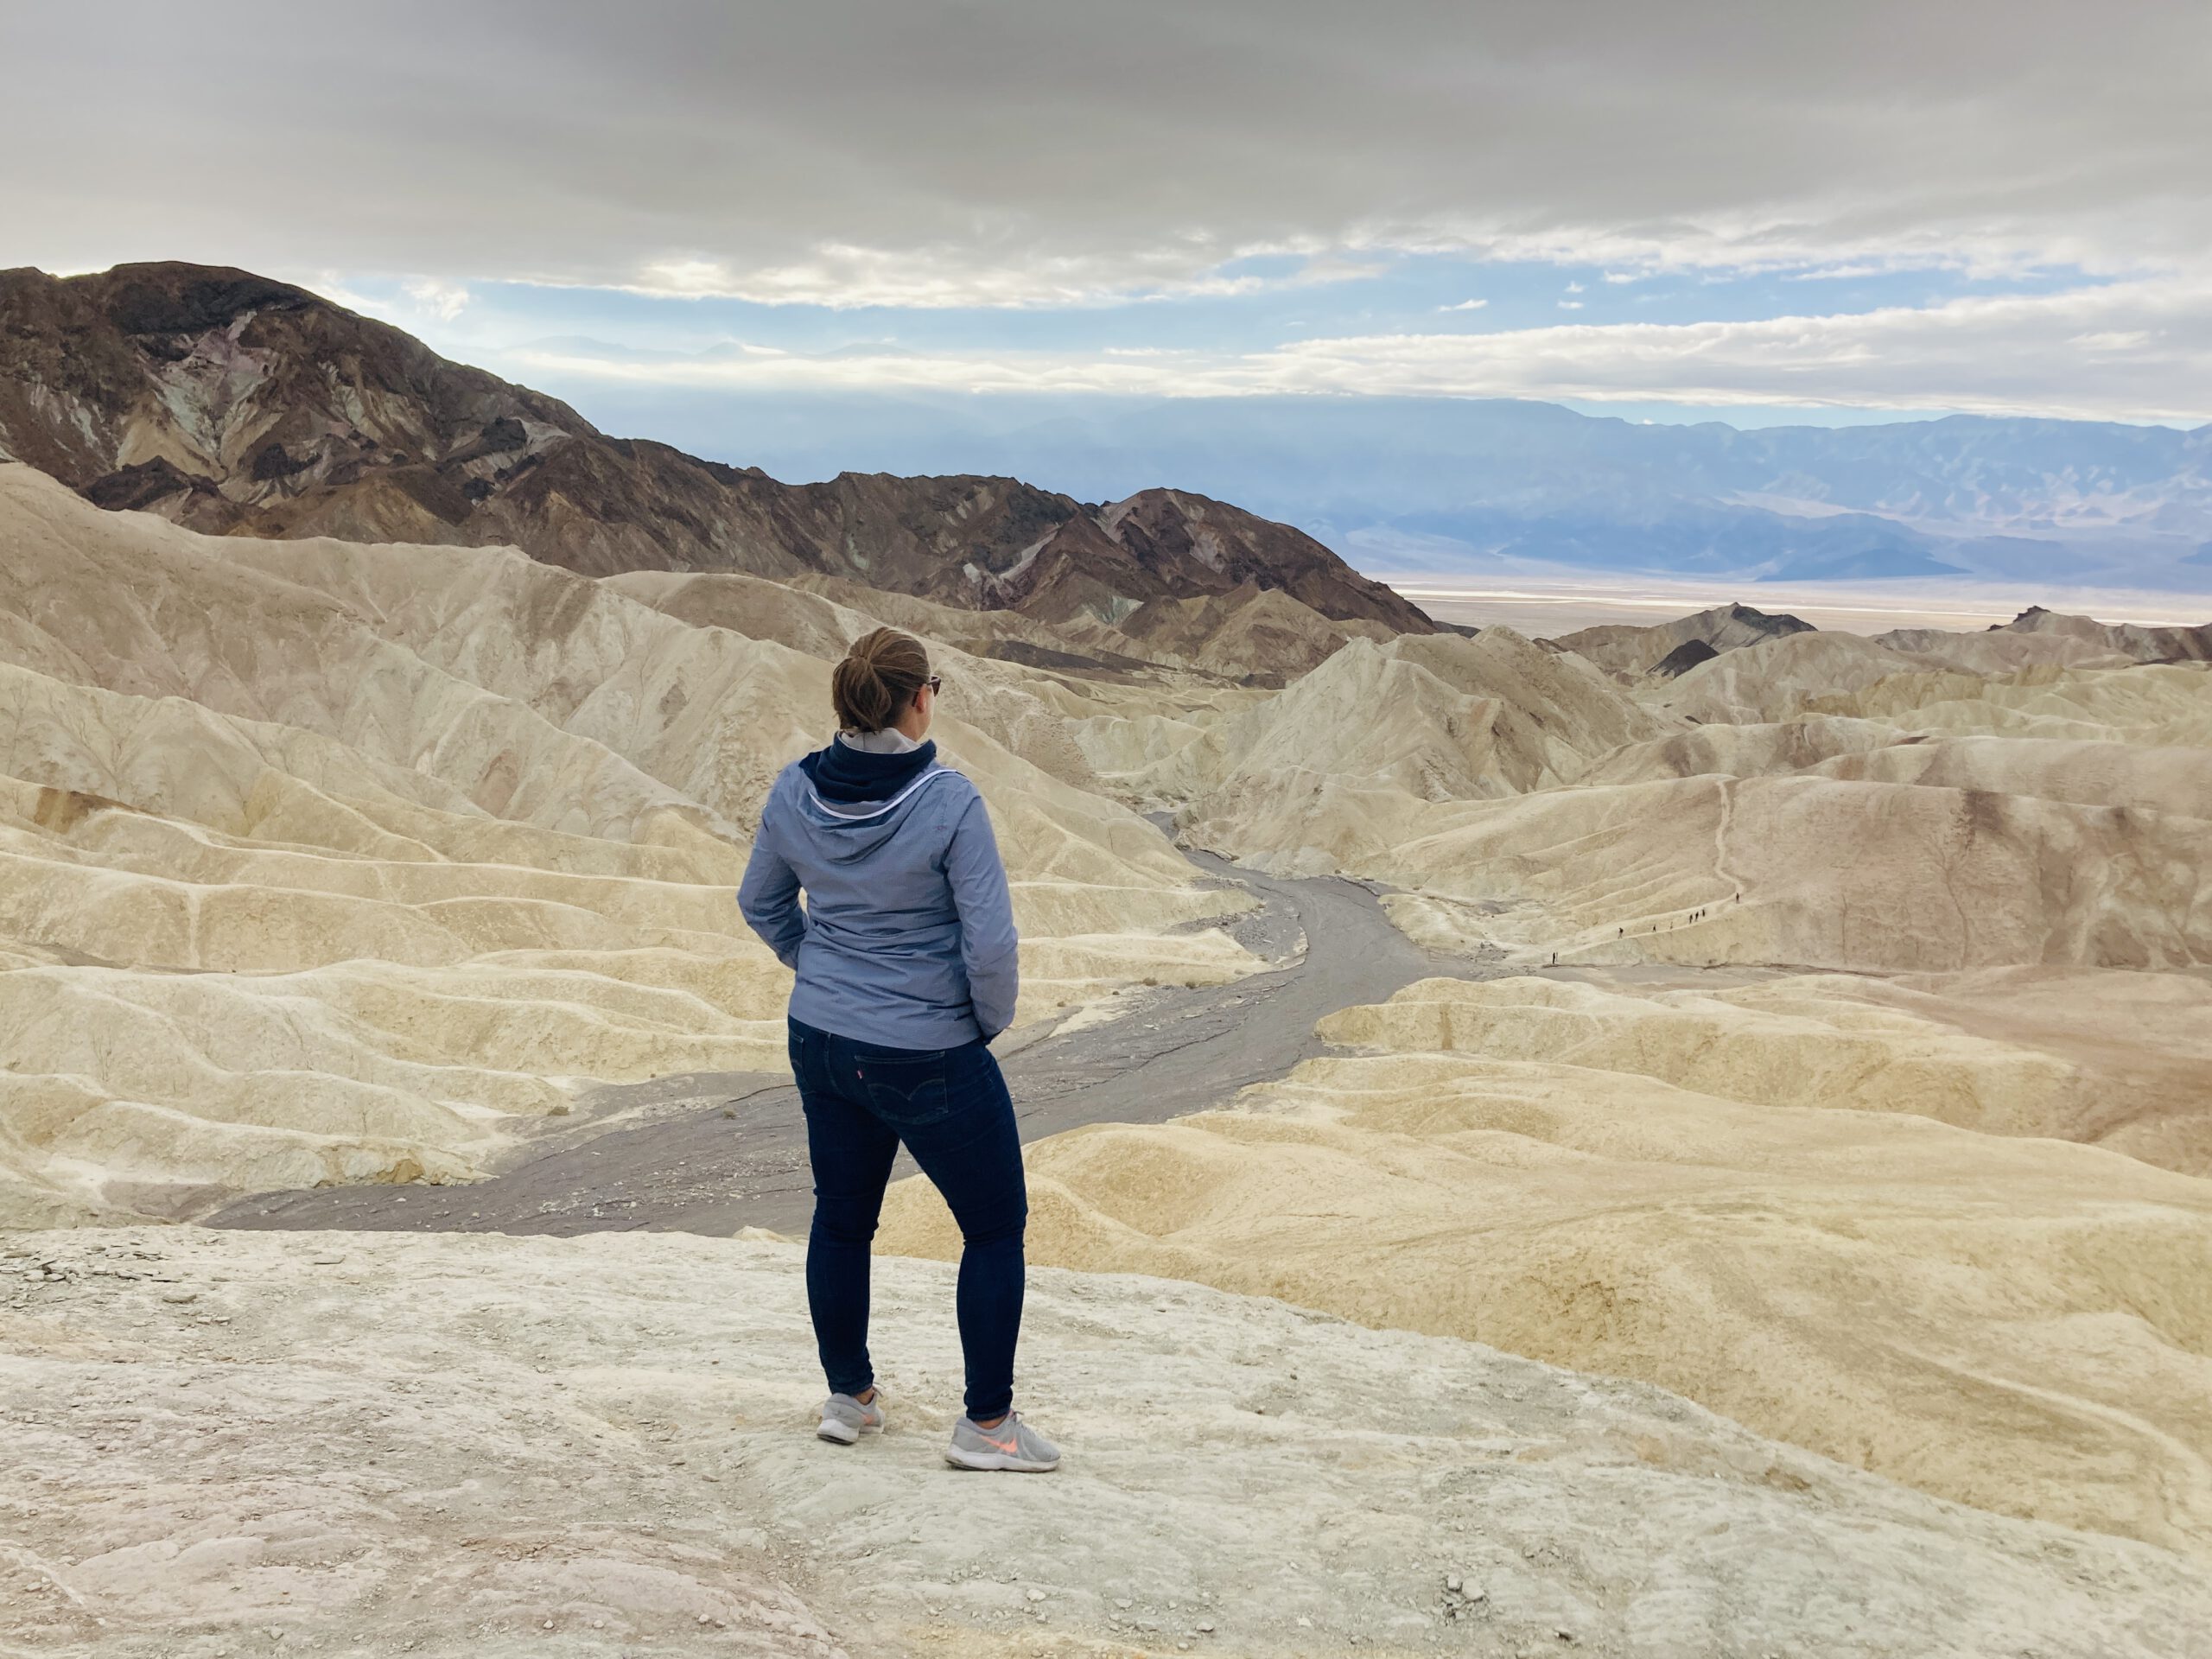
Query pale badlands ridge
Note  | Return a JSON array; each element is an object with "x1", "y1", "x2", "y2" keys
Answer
[
  {"x1": 10, "y1": 1230, "x2": 2212, "y2": 1659},
  {"x1": 883, "y1": 975, "x2": 2212, "y2": 1560},
  {"x1": 0, "y1": 462, "x2": 1261, "y2": 1224},
  {"x1": 5, "y1": 460, "x2": 2212, "y2": 1651}
]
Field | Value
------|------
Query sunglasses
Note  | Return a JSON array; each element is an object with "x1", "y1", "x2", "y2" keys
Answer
[{"x1": 925, "y1": 676, "x2": 943, "y2": 695}]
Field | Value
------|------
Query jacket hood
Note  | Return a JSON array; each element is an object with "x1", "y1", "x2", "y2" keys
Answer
[
  {"x1": 801, "y1": 736, "x2": 937, "y2": 804},
  {"x1": 788, "y1": 740, "x2": 954, "y2": 861}
]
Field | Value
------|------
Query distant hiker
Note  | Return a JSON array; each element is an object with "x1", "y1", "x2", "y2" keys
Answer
[{"x1": 739, "y1": 627, "x2": 1058, "y2": 1473}]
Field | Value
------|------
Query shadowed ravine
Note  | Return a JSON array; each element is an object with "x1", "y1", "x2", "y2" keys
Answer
[{"x1": 208, "y1": 853, "x2": 1492, "y2": 1238}]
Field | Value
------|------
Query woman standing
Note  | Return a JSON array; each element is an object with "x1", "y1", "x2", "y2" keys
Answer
[{"x1": 738, "y1": 627, "x2": 1059, "y2": 1472}]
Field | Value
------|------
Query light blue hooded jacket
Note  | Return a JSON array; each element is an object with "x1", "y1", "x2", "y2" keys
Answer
[{"x1": 737, "y1": 739, "x2": 1020, "y2": 1050}]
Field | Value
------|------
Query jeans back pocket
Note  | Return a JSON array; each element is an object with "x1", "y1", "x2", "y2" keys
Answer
[{"x1": 855, "y1": 1046, "x2": 954, "y2": 1127}]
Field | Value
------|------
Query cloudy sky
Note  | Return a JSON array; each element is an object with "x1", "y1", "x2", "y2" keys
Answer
[{"x1": 8, "y1": 0, "x2": 2210, "y2": 447}]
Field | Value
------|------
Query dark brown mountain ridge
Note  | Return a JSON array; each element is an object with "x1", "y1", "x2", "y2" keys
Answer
[{"x1": 0, "y1": 262, "x2": 1433, "y2": 642}]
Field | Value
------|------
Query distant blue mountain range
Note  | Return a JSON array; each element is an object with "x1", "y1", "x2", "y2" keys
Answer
[{"x1": 556, "y1": 383, "x2": 2212, "y2": 591}]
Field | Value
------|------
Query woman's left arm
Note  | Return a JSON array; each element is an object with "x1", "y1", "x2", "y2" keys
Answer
[
  {"x1": 945, "y1": 791, "x2": 1020, "y2": 1039},
  {"x1": 737, "y1": 805, "x2": 809, "y2": 969}
]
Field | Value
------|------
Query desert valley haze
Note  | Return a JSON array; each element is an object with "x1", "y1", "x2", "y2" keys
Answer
[{"x1": 5, "y1": 4, "x2": 2212, "y2": 1656}]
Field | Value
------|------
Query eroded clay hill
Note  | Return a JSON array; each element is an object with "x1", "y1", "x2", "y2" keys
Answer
[
  {"x1": 879, "y1": 972, "x2": 2212, "y2": 1561},
  {"x1": 0, "y1": 464, "x2": 1265, "y2": 1224},
  {"x1": 1552, "y1": 600, "x2": 1815, "y2": 677},
  {"x1": 876, "y1": 586, "x2": 2212, "y2": 1572},
  {"x1": 0, "y1": 262, "x2": 1433, "y2": 676},
  {"x1": 1086, "y1": 607, "x2": 2212, "y2": 976}
]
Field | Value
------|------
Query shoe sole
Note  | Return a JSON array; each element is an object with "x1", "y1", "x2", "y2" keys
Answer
[
  {"x1": 817, "y1": 1419, "x2": 881, "y2": 1445},
  {"x1": 944, "y1": 1446, "x2": 1058, "y2": 1472}
]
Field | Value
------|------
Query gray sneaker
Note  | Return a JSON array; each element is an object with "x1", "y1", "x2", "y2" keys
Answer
[
  {"x1": 817, "y1": 1390, "x2": 885, "y2": 1445},
  {"x1": 945, "y1": 1410, "x2": 1060, "y2": 1472}
]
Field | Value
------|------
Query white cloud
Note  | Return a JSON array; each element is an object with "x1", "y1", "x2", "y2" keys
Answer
[
  {"x1": 504, "y1": 278, "x2": 2212, "y2": 423},
  {"x1": 6, "y1": 1, "x2": 2206, "y2": 311},
  {"x1": 1558, "y1": 300, "x2": 1585, "y2": 310},
  {"x1": 402, "y1": 277, "x2": 471, "y2": 321},
  {"x1": 2068, "y1": 330, "x2": 2151, "y2": 353},
  {"x1": 1255, "y1": 280, "x2": 2212, "y2": 421},
  {"x1": 611, "y1": 246, "x2": 1389, "y2": 310},
  {"x1": 1439, "y1": 298, "x2": 1489, "y2": 312},
  {"x1": 1287, "y1": 256, "x2": 1396, "y2": 288},
  {"x1": 300, "y1": 274, "x2": 403, "y2": 323},
  {"x1": 635, "y1": 259, "x2": 735, "y2": 298},
  {"x1": 304, "y1": 272, "x2": 474, "y2": 326},
  {"x1": 1564, "y1": 281, "x2": 1586, "y2": 294}
]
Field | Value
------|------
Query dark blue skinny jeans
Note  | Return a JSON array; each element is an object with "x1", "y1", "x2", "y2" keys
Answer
[{"x1": 787, "y1": 1016, "x2": 1028, "y2": 1421}]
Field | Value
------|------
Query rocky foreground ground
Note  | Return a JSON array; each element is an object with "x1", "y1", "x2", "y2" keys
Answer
[{"x1": 6, "y1": 1229, "x2": 2210, "y2": 1659}]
